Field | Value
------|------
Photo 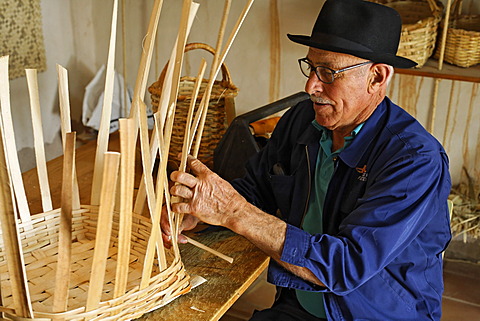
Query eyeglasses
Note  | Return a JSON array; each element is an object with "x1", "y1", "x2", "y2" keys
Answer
[{"x1": 298, "y1": 58, "x2": 373, "y2": 84}]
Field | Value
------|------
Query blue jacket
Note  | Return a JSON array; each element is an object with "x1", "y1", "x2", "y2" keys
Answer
[{"x1": 231, "y1": 96, "x2": 451, "y2": 320}]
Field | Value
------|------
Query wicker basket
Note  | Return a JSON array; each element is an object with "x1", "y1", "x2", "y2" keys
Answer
[
  {"x1": 0, "y1": 206, "x2": 190, "y2": 320},
  {"x1": 148, "y1": 42, "x2": 238, "y2": 169},
  {"x1": 371, "y1": 0, "x2": 443, "y2": 67},
  {"x1": 434, "y1": 0, "x2": 480, "y2": 68}
]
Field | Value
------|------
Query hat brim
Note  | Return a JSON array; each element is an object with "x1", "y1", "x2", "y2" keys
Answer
[{"x1": 288, "y1": 34, "x2": 417, "y2": 69}]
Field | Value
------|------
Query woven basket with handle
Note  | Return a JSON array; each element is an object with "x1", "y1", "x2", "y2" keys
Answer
[
  {"x1": 434, "y1": 0, "x2": 480, "y2": 68},
  {"x1": 371, "y1": 0, "x2": 443, "y2": 67},
  {"x1": 148, "y1": 42, "x2": 238, "y2": 169}
]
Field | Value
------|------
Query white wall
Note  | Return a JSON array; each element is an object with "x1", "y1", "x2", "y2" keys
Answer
[{"x1": 6, "y1": 0, "x2": 479, "y2": 186}]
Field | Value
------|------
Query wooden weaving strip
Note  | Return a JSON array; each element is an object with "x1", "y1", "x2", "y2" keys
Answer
[
  {"x1": 53, "y1": 132, "x2": 76, "y2": 312},
  {"x1": 91, "y1": 0, "x2": 119, "y2": 206}
]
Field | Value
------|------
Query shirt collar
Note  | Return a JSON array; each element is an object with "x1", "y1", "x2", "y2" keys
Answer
[{"x1": 311, "y1": 120, "x2": 364, "y2": 139}]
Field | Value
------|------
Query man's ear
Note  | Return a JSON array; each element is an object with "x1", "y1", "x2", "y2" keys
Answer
[{"x1": 367, "y1": 64, "x2": 393, "y2": 93}]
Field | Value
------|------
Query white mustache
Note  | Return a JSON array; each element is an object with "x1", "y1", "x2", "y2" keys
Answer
[{"x1": 310, "y1": 94, "x2": 332, "y2": 105}]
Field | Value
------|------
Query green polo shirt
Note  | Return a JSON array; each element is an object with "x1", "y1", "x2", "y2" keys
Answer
[{"x1": 295, "y1": 120, "x2": 364, "y2": 318}]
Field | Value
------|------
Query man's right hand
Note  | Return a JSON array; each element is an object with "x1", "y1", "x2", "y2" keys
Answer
[{"x1": 160, "y1": 205, "x2": 200, "y2": 248}]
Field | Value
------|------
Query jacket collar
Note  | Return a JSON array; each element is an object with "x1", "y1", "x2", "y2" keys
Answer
[
  {"x1": 297, "y1": 97, "x2": 389, "y2": 168},
  {"x1": 339, "y1": 98, "x2": 388, "y2": 168}
]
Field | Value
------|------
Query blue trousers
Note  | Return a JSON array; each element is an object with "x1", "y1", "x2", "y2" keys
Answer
[{"x1": 249, "y1": 288, "x2": 327, "y2": 321}]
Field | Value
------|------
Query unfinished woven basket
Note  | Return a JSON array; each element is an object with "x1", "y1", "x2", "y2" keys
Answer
[
  {"x1": 434, "y1": 0, "x2": 480, "y2": 68},
  {"x1": 371, "y1": 0, "x2": 443, "y2": 67},
  {"x1": 148, "y1": 42, "x2": 238, "y2": 169},
  {"x1": 0, "y1": 62, "x2": 191, "y2": 320},
  {"x1": 0, "y1": 206, "x2": 190, "y2": 320}
]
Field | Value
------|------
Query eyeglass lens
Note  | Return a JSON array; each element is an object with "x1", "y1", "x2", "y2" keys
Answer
[{"x1": 299, "y1": 59, "x2": 334, "y2": 83}]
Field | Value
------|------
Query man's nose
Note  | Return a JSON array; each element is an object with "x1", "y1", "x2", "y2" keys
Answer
[{"x1": 305, "y1": 73, "x2": 324, "y2": 94}]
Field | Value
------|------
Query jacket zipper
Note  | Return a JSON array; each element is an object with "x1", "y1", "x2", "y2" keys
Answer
[{"x1": 300, "y1": 145, "x2": 312, "y2": 227}]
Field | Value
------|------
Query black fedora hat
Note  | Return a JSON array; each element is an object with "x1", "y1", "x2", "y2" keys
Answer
[{"x1": 287, "y1": 0, "x2": 417, "y2": 68}]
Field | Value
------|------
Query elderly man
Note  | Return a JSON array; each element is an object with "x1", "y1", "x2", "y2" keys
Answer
[{"x1": 164, "y1": 0, "x2": 452, "y2": 320}]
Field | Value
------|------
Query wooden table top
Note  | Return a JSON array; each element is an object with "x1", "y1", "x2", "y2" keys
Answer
[{"x1": 21, "y1": 132, "x2": 269, "y2": 321}]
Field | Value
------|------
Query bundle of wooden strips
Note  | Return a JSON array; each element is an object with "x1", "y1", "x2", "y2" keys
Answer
[
  {"x1": 434, "y1": 0, "x2": 480, "y2": 68},
  {"x1": 148, "y1": 42, "x2": 238, "y2": 169},
  {"x1": 370, "y1": 0, "x2": 443, "y2": 67},
  {"x1": 450, "y1": 184, "x2": 480, "y2": 240}
]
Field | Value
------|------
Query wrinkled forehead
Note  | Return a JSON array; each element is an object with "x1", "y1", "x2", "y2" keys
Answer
[{"x1": 306, "y1": 47, "x2": 366, "y2": 67}]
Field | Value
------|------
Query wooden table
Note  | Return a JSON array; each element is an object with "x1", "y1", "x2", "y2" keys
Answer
[{"x1": 21, "y1": 133, "x2": 270, "y2": 321}]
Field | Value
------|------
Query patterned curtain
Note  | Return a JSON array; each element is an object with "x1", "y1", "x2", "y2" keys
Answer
[{"x1": 0, "y1": 0, "x2": 47, "y2": 79}]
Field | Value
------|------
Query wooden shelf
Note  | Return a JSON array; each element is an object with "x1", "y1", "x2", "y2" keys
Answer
[{"x1": 395, "y1": 59, "x2": 480, "y2": 83}]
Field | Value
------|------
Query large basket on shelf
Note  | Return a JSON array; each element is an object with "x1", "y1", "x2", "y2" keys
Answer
[
  {"x1": 371, "y1": 0, "x2": 443, "y2": 67},
  {"x1": 148, "y1": 42, "x2": 238, "y2": 169},
  {"x1": 433, "y1": 0, "x2": 480, "y2": 68},
  {"x1": 0, "y1": 206, "x2": 190, "y2": 320}
]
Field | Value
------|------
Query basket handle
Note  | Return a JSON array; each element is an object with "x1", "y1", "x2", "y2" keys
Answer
[
  {"x1": 426, "y1": 0, "x2": 442, "y2": 14},
  {"x1": 157, "y1": 42, "x2": 234, "y2": 89}
]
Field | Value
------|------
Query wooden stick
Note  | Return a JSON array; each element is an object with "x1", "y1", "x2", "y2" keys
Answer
[
  {"x1": 437, "y1": 0, "x2": 453, "y2": 70},
  {"x1": 140, "y1": 103, "x2": 174, "y2": 289},
  {"x1": 131, "y1": 0, "x2": 172, "y2": 219},
  {"x1": 132, "y1": 127, "x2": 157, "y2": 215},
  {"x1": 183, "y1": 235, "x2": 233, "y2": 264},
  {"x1": 181, "y1": 0, "x2": 254, "y2": 236},
  {"x1": 173, "y1": 60, "x2": 207, "y2": 236},
  {"x1": 193, "y1": 0, "x2": 255, "y2": 158},
  {"x1": 26, "y1": 69, "x2": 53, "y2": 213},
  {"x1": 140, "y1": 0, "x2": 195, "y2": 289},
  {"x1": 0, "y1": 97, "x2": 33, "y2": 318},
  {"x1": 269, "y1": 0, "x2": 280, "y2": 103},
  {"x1": 156, "y1": 2, "x2": 200, "y2": 133},
  {"x1": 133, "y1": 2, "x2": 199, "y2": 215},
  {"x1": 91, "y1": 0, "x2": 119, "y2": 206},
  {"x1": 113, "y1": 118, "x2": 136, "y2": 298},
  {"x1": 86, "y1": 152, "x2": 120, "y2": 311},
  {"x1": 0, "y1": 56, "x2": 31, "y2": 223},
  {"x1": 185, "y1": 0, "x2": 230, "y2": 152},
  {"x1": 125, "y1": 0, "x2": 164, "y2": 223},
  {"x1": 165, "y1": 0, "x2": 193, "y2": 124},
  {"x1": 52, "y1": 132, "x2": 76, "y2": 312},
  {"x1": 162, "y1": 176, "x2": 180, "y2": 258},
  {"x1": 137, "y1": 100, "x2": 157, "y2": 219},
  {"x1": 428, "y1": 78, "x2": 440, "y2": 134},
  {"x1": 128, "y1": 0, "x2": 164, "y2": 122},
  {"x1": 121, "y1": 0, "x2": 128, "y2": 118},
  {"x1": 442, "y1": 80, "x2": 456, "y2": 148},
  {"x1": 179, "y1": 59, "x2": 207, "y2": 172},
  {"x1": 57, "y1": 65, "x2": 81, "y2": 210},
  {"x1": 461, "y1": 83, "x2": 478, "y2": 172}
]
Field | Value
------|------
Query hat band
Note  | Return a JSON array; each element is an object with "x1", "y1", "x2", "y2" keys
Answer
[{"x1": 311, "y1": 33, "x2": 374, "y2": 53}]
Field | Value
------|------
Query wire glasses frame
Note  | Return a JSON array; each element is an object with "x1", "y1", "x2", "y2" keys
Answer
[{"x1": 298, "y1": 58, "x2": 373, "y2": 84}]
